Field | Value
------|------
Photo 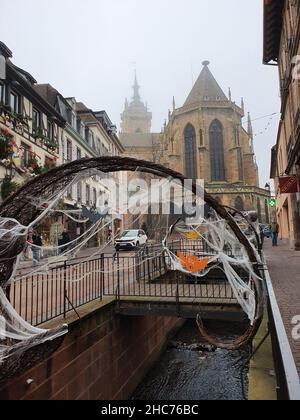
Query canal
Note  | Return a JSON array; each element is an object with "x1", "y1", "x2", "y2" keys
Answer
[{"x1": 131, "y1": 320, "x2": 250, "y2": 401}]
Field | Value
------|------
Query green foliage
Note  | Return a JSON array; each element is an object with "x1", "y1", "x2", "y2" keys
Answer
[{"x1": 1, "y1": 176, "x2": 18, "y2": 200}]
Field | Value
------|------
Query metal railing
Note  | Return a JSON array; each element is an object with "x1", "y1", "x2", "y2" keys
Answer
[
  {"x1": 264, "y1": 264, "x2": 300, "y2": 400},
  {"x1": 11, "y1": 257, "x2": 104, "y2": 326},
  {"x1": 10, "y1": 240, "x2": 237, "y2": 326}
]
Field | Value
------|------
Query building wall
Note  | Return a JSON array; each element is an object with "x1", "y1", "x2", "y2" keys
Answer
[
  {"x1": 163, "y1": 105, "x2": 258, "y2": 185},
  {"x1": 269, "y1": 1, "x2": 300, "y2": 248},
  {"x1": 0, "y1": 97, "x2": 61, "y2": 188},
  {"x1": 162, "y1": 101, "x2": 266, "y2": 216},
  {"x1": 0, "y1": 302, "x2": 182, "y2": 400}
]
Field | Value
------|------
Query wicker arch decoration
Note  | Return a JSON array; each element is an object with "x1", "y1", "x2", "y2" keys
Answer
[{"x1": 0, "y1": 157, "x2": 264, "y2": 370}]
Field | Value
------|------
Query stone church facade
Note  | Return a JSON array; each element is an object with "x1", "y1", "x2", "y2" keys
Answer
[
  {"x1": 120, "y1": 63, "x2": 271, "y2": 222},
  {"x1": 120, "y1": 73, "x2": 162, "y2": 163}
]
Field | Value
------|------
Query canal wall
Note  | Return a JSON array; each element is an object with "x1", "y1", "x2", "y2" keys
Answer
[{"x1": 0, "y1": 299, "x2": 183, "y2": 400}]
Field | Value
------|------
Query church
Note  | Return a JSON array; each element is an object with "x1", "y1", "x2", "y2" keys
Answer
[{"x1": 120, "y1": 62, "x2": 271, "y2": 222}]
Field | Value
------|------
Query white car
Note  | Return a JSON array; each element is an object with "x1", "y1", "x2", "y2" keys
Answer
[{"x1": 115, "y1": 230, "x2": 148, "y2": 251}]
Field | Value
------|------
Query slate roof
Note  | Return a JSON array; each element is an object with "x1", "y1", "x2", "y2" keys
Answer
[{"x1": 184, "y1": 61, "x2": 228, "y2": 106}]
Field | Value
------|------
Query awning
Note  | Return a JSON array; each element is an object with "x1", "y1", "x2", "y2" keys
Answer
[{"x1": 263, "y1": 0, "x2": 284, "y2": 64}]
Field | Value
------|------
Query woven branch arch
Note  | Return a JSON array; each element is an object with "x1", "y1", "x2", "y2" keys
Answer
[{"x1": 0, "y1": 157, "x2": 264, "y2": 351}]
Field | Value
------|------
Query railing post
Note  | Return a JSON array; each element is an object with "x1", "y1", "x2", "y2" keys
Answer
[
  {"x1": 147, "y1": 246, "x2": 151, "y2": 282},
  {"x1": 176, "y1": 270, "x2": 180, "y2": 317},
  {"x1": 117, "y1": 252, "x2": 120, "y2": 297},
  {"x1": 63, "y1": 260, "x2": 67, "y2": 319},
  {"x1": 100, "y1": 253, "x2": 104, "y2": 301}
]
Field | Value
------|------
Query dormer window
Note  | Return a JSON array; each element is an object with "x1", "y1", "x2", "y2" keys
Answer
[
  {"x1": 71, "y1": 112, "x2": 76, "y2": 129},
  {"x1": 32, "y1": 108, "x2": 41, "y2": 131},
  {"x1": 0, "y1": 82, "x2": 5, "y2": 103},
  {"x1": 47, "y1": 120, "x2": 54, "y2": 140},
  {"x1": 10, "y1": 90, "x2": 21, "y2": 113}
]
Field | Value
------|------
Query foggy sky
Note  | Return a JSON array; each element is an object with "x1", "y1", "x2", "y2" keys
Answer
[{"x1": 0, "y1": 0, "x2": 280, "y2": 187}]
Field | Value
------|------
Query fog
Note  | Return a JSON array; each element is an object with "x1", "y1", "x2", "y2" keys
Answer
[{"x1": 0, "y1": 0, "x2": 280, "y2": 186}]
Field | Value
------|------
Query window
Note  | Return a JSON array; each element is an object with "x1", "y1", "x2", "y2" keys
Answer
[
  {"x1": 47, "y1": 120, "x2": 54, "y2": 140},
  {"x1": 237, "y1": 149, "x2": 244, "y2": 181},
  {"x1": 71, "y1": 112, "x2": 76, "y2": 129},
  {"x1": 77, "y1": 147, "x2": 81, "y2": 160},
  {"x1": 199, "y1": 129, "x2": 204, "y2": 147},
  {"x1": 66, "y1": 139, "x2": 72, "y2": 161},
  {"x1": 10, "y1": 91, "x2": 20, "y2": 113},
  {"x1": 209, "y1": 119, "x2": 225, "y2": 181},
  {"x1": 184, "y1": 123, "x2": 197, "y2": 179},
  {"x1": 77, "y1": 182, "x2": 82, "y2": 203},
  {"x1": 0, "y1": 82, "x2": 5, "y2": 103},
  {"x1": 32, "y1": 108, "x2": 41, "y2": 131},
  {"x1": 257, "y1": 198, "x2": 262, "y2": 222},
  {"x1": 21, "y1": 142, "x2": 31, "y2": 168},
  {"x1": 86, "y1": 185, "x2": 90, "y2": 207},
  {"x1": 76, "y1": 118, "x2": 81, "y2": 134},
  {"x1": 265, "y1": 199, "x2": 270, "y2": 224},
  {"x1": 93, "y1": 188, "x2": 97, "y2": 207},
  {"x1": 234, "y1": 127, "x2": 240, "y2": 146},
  {"x1": 234, "y1": 196, "x2": 244, "y2": 211}
]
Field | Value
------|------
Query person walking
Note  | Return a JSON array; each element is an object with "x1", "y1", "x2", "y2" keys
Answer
[
  {"x1": 271, "y1": 220, "x2": 279, "y2": 247},
  {"x1": 259, "y1": 225, "x2": 265, "y2": 249},
  {"x1": 59, "y1": 228, "x2": 71, "y2": 254},
  {"x1": 32, "y1": 230, "x2": 42, "y2": 266}
]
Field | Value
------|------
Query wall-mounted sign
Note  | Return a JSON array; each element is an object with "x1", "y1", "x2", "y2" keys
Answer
[
  {"x1": 268, "y1": 198, "x2": 276, "y2": 208},
  {"x1": 279, "y1": 176, "x2": 299, "y2": 194}
]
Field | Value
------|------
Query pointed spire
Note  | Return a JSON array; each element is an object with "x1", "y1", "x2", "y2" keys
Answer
[
  {"x1": 248, "y1": 112, "x2": 253, "y2": 138},
  {"x1": 184, "y1": 61, "x2": 228, "y2": 106},
  {"x1": 248, "y1": 112, "x2": 254, "y2": 152},
  {"x1": 133, "y1": 71, "x2": 141, "y2": 103},
  {"x1": 172, "y1": 96, "x2": 176, "y2": 111},
  {"x1": 241, "y1": 97, "x2": 244, "y2": 112},
  {"x1": 228, "y1": 88, "x2": 232, "y2": 102}
]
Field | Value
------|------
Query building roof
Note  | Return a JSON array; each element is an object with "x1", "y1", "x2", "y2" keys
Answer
[
  {"x1": 184, "y1": 61, "x2": 228, "y2": 106},
  {"x1": 34, "y1": 84, "x2": 60, "y2": 108},
  {"x1": 0, "y1": 41, "x2": 12, "y2": 58},
  {"x1": 263, "y1": 0, "x2": 284, "y2": 64},
  {"x1": 270, "y1": 145, "x2": 278, "y2": 179},
  {"x1": 120, "y1": 133, "x2": 160, "y2": 149}
]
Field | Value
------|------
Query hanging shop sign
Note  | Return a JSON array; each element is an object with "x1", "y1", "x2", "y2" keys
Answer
[{"x1": 279, "y1": 176, "x2": 299, "y2": 194}]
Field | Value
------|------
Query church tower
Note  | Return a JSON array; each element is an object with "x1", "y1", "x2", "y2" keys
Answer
[
  {"x1": 121, "y1": 72, "x2": 152, "y2": 134},
  {"x1": 162, "y1": 61, "x2": 269, "y2": 221}
]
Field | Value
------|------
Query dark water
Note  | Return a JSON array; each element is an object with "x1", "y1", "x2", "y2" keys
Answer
[{"x1": 131, "y1": 320, "x2": 249, "y2": 401}]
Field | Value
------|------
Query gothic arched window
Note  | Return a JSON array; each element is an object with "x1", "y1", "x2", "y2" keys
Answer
[
  {"x1": 210, "y1": 119, "x2": 225, "y2": 181},
  {"x1": 184, "y1": 124, "x2": 197, "y2": 179},
  {"x1": 235, "y1": 196, "x2": 244, "y2": 211},
  {"x1": 265, "y1": 199, "x2": 270, "y2": 224},
  {"x1": 257, "y1": 198, "x2": 262, "y2": 222}
]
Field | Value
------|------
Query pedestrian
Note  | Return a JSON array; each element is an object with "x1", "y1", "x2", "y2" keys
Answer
[
  {"x1": 32, "y1": 230, "x2": 42, "y2": 266},
  {"x1": 59, "y1": 228, "x2": 71, "y2": 254},
  {"x1": 271, "y1": 220, "x2": 279, "y2": 247},
  {"x1": 259, "y1": 225, "x2": 265, "y2": 249}
]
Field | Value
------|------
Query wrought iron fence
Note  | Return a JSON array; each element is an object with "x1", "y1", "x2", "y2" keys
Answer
[{"x1": 10, "y1": 241, "x2": 237, "y2": 326}]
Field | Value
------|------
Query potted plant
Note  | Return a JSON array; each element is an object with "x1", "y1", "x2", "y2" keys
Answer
[
  {"x1": 0, "y1": 127, "x2": 13, "y2": 159},
  {"x1": 44, "y1": 155, "x2": 57, "y2": 171},
  {"x1": 27, "y1": 153, "x2": 43, "y2": 175},
  {"x1": 1, "y1": 176, "x2": 18, "y2": 200},
  {"x1": 44, "y1": 137, "x2": 58, "y2": 151}
]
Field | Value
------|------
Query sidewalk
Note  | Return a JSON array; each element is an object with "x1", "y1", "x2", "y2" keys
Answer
[
  {"x1": 16, "y1": 245, "x2": 115, "y2": 274},
  {"x1": 264, "y1": 239, "x2": 300, "y2": 377}
]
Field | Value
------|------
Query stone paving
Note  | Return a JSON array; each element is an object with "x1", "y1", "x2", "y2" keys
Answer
[{"x1": 264, "y1": 239, "x2": 300, "y2": 377}]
